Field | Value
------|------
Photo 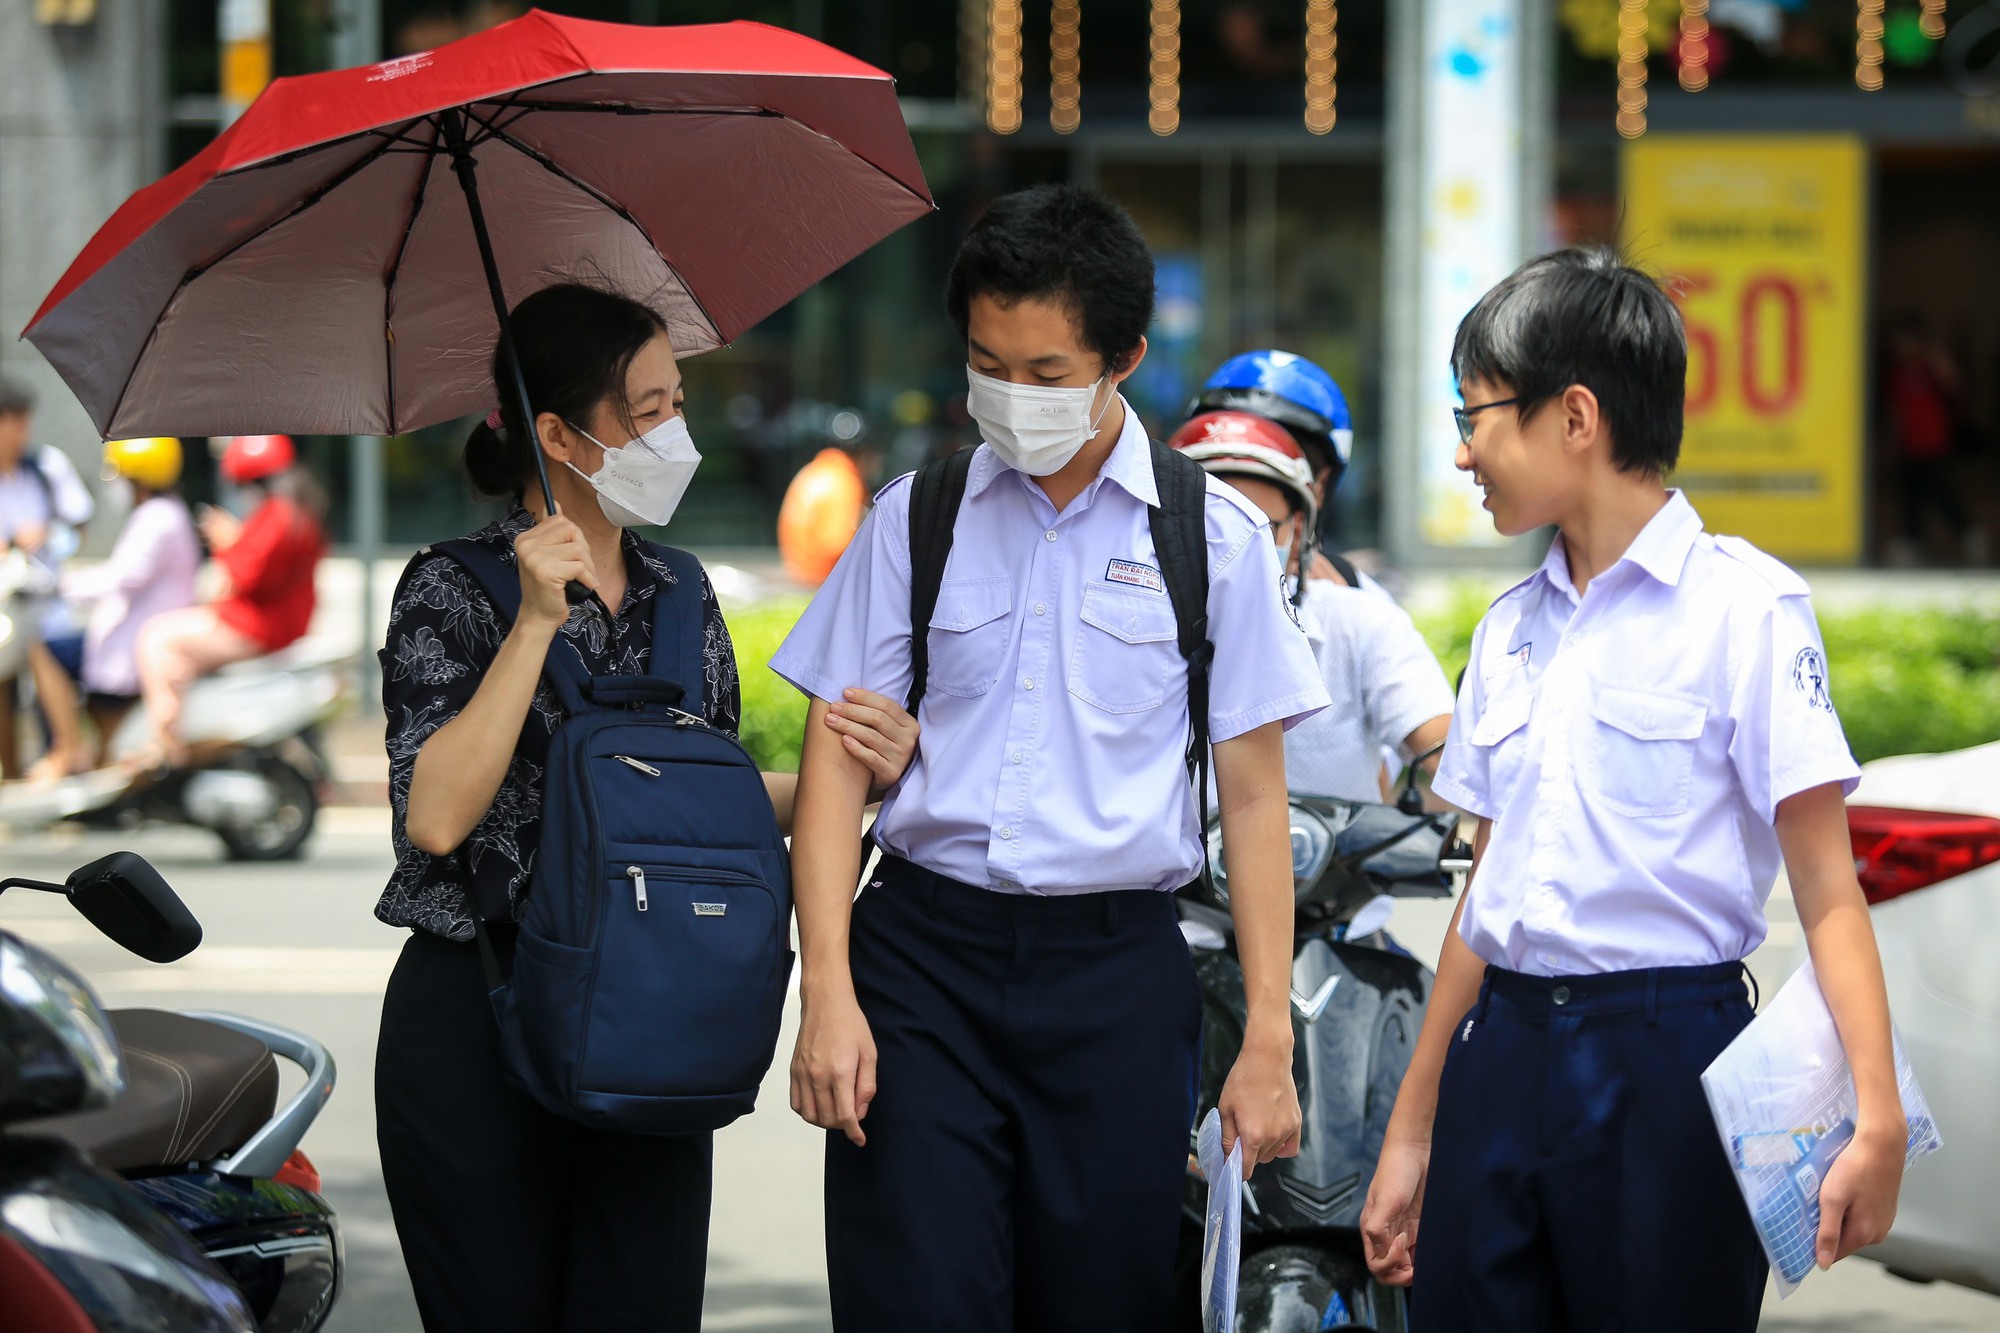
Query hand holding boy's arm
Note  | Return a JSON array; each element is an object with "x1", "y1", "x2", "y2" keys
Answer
[
  {"x1": 1361, "y1": 819, "x2": 1492, "y2": 1286},
  {"x1": 1777, "y1": 781, "x2": 1904, "y2": 1268},
  {"x1": 1210, "y1": 723, "x2": 1303, "y2": 1179},
  {"x1": 788, "y1": 696, "x2": 879, "y2": 1148}
]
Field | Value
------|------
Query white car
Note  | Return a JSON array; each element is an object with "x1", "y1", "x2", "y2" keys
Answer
[{"x1": 1780, "y1": 740, "x2": 2000, "y2": 1296}]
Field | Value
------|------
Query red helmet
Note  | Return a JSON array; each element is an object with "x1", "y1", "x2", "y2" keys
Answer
[
  {"x1": 1167, "y1": 410, "x2": 1319, "y2": 535},
  {"x1": 220, "y1": 434, "x2": 295, "y2": 484}
]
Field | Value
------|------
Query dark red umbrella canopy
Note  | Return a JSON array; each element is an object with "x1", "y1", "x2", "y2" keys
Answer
[{"x1": 24, "y1": 10, "x2": 933, "y2": 440}]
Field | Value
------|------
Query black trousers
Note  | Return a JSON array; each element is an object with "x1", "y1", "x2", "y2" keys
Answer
[
  {"x1": 826, "y1": 856, "x2": 1202, "y2": 1332},
  {"x1": 375, "y1": 927, "x2": 712, "y2": 1332},
  {"x1": 1413, "y1": 962, "x2": 1768, "y2": 1333}
]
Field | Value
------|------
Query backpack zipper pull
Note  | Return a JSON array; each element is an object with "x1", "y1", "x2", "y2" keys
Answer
[
  {"x1": 628, "y1": 866, "x2": 648, "y2": 912},
  {"x1": 613, "y1": 755, "x2": 661, "y2": 777}
]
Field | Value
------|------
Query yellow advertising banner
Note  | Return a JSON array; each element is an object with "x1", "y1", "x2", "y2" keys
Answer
[{"x1": 1622, "y1": 136, "x2": 1867, "y2": 564}]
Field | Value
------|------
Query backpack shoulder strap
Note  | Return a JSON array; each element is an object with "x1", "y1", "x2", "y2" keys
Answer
[
  {"x1": 432, "y1": 537, "x2": 591, "y2": 716},
  {"x1": 639, "y1": 541, "x2": 710, "y2": 712},
  {"x1": 1323, "y1": 549, "x2": 1360, "y2": 590},
  {"x1": 903, "y1": 449, "x2": 975, "y2": 714},
  {"x1": 1147, "y1": 440, "x2": 1218, "y2": 881}
]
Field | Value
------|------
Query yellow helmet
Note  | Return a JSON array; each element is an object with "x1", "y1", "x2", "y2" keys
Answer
[{"x1": 103, "y1": 436, "x2": 182, "y2": 491}]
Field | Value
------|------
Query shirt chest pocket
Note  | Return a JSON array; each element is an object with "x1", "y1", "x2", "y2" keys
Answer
[
  {"x1": 1584, "y1": 686, "x2": 1708, "y2": 818},
  {"x1": 926, "y1": 576, "x2": 1013, "y2": 698},
  {"x1": 1069, "y1": 581, "x2": 1179, "y2": 713},
  {"x1": 1469, "y1": 689, "x2": 1534, "y2": 804}
]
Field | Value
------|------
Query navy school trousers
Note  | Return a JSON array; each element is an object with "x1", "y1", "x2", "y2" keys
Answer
[
  {"x1": 825, "y1": 855, "x2": 1202, "y2": 1331},
  {"x1": 1412, "y1": 961, "x2": 1769, "y2": 1333}
]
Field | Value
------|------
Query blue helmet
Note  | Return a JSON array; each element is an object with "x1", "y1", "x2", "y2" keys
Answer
[{"x1": 1191, "y1": 350, "x2": 1354, "y2": 490}]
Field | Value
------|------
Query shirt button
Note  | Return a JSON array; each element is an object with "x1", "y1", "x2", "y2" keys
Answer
[
  {"x1": 1046, "y1": 530, "x2": 1058, "y2": 542},
  {"x1": 1552, "y1": 986, "x2": 1571, "y2": 1006},
  {"x1": 998, "y1": 826, "x2": 1014, "y2": 840},
  {"x1": 1023, "y1": 677, "x2": 1035, "y2": 691},
  {"x1": 1034, "y1": 603, "x2": 1047, "y2": 616},
  {"x1": 1012, "y1": 751, "x2": 1024, "y2": 764}
]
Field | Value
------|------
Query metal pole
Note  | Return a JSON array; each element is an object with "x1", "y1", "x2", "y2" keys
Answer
[{"x1": 331, "y1": 0, "x2": 383, "y2": 703}]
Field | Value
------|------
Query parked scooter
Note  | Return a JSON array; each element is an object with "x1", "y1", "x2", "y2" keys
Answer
[
  {"x1": 0, "y1": 645, "x2": 348, "y2": 860},
  {"x1": 1171, "y1": 785, "x2": 1468, "y2": 1332},
  {"x1": 0, "y1": 851, "x2": 340, "y2": 1331}
]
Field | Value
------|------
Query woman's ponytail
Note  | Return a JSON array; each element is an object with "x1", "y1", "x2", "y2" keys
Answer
[{"x1": 464, "y1": 407, "x2": 534, "y2": 499}]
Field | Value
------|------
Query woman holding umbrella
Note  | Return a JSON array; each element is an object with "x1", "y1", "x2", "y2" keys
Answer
[{"x1": 375, "y1": 282, "x2": 916, "y2": 1330}]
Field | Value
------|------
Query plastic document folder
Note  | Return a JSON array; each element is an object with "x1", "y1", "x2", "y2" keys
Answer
[
  {"x1": 1700, "y1": 959, "x2": 1942, "y2": 1297},
  {"x1": 1194, "y1": 1108, "x2": 1241, "y2": 1333}
]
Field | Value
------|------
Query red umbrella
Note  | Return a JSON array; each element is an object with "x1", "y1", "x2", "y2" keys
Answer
[{"x1": 22, "y1": 9, "x2": 932, "y2": 512}]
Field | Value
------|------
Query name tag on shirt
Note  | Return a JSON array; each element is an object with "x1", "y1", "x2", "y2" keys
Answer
[
  {"x1": 1105, "y1": 559, "x2": 1166, "y2": 594},
  {"x1": 1485, "y1": 640, "x2": 1532, "y2": 681}
]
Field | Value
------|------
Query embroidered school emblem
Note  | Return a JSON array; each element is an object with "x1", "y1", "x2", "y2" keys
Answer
[
  {"x1": 1791, "y1": 647, "x2": 1833, "y2": 712},
  {"x1": 1105, "y1": 558, "x2": 1166, "y2": 593}
]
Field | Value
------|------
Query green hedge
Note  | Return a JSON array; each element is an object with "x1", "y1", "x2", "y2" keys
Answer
[
  {"x1": 1413, "y1": 590, "x2": 2000, "y2": 766},
  {"x1": 729, "y1": 599, "x2": 812, "y2": 774},
  {"x1": 728, "y1": 592, "x2": 2000, "y2": 772}
]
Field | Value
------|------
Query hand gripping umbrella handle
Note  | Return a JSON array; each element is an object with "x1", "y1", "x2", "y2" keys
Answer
[{"x1": 441, "y1": 110, "x2": 589, "y2": 607}]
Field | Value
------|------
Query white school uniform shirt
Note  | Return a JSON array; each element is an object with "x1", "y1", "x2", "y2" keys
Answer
[
  {"x1": 1284, "y1": 577, "x2": 1456, "y2": 803},
  {"x1": 771, "y1": 398, "x2": 1329, "y2": 896},
  {"x1": 1430, "y1": 492, "x2": 1860, "y2": 977}
]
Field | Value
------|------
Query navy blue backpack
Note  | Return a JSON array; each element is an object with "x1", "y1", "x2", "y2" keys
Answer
[{"x1": 433, "y1": 538, "x2": 793, "y2": 1134}]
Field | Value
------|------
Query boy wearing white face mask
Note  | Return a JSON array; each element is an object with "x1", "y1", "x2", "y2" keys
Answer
[{"x1": 772, "y1": 185, "x2": 1329, "y2": 1330}]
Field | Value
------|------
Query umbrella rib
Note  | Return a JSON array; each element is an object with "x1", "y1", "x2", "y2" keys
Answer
[
  {"x1": 380, "y1": 116, "x2": 445, "y2": 435},
  {"x1": 471, "y1": 112, "x2": 729, "y2": 345},
  {"x1": 97, "y1": 127, "x2": 408, "y2": 434},
  {"x1": 184, "y1": 125, "x2": 419, "y2": 285}
]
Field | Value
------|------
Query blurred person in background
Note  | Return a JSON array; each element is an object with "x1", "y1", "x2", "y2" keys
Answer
[
  {"x1": 39, "y1": 437, "x2": 202, "y2": 774},
  {"x1": 133, "y1": 432, "x2": 324, "y2": 767},
  {"x1": 1881, "y1": 313, "x2": 1975, "y2": 566},
  {"x1": 0, "y1": 379, "x2": 95, "y2": 779}
]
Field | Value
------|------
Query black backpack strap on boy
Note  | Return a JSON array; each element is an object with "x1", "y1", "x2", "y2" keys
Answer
[
  {"x1": 895, "y1": 442, "x2": 1215, "y2": 885},
  {"x1": 1146, "y1": 439, "x2": 1216, "y2": 887},
  {"x1": 902, "y1": 447, "x2": 976, "y2": 716}
]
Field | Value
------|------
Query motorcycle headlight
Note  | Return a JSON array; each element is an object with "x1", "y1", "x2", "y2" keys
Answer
[
  {"x1": 0, "y1": 932, "x2": 125, "y2": 1120},
  {"x1": 1289, "y1": 806, "x2": 1335, "y2": 898},
  {"x1": 1204, "y1": 805, "x2": 1335, "y2": 906}
]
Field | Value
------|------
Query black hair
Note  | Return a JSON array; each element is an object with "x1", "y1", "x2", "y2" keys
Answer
[
  {"x1": 463, "y1": 283, "x2": 667, "y2": 498},
  {"x1": 945, "y1": 184, "x2": 1155, "y2": 374},
  {"x1": 1451, "y1": 247, "x2": 1686, "y2": 476},
  {"x1": 0, "y1": 380, "x2": 33, "y2": 419}
]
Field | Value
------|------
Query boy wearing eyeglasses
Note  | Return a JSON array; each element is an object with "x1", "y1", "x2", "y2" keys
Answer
[{"x1": 1359, "y1": 249, "x2": 1905, "y2": 1332}]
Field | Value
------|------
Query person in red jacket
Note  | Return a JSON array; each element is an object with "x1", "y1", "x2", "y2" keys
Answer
[{"x1": 134, "y1": 433, "x2": 324, "y2": 766}]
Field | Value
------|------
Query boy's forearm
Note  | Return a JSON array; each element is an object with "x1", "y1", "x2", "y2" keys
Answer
[
  {"x1": 1799, "y1": 887, "x2": 1902, "y2": 1131},
  {"x1": 1780, "y1": 785, "x2": 1903, "y2": 1137},
  {"x1": 1384, "y1": 821, "x2": 1490, "y2": 1146},
  {"x1": 792, "y1": 698, "x2": 873, "y2": 998},
  {"x1": 1212, "y1": 726, "x2": 1298, "y2": 1043}
]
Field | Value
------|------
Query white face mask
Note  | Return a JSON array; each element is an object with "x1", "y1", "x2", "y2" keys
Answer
[
  {"x1": 965, "y1": 367, "x2": 1115, "y2": 476},
  {"x1": 565, "y1": 416, "x2": 701, "y2": 529}
]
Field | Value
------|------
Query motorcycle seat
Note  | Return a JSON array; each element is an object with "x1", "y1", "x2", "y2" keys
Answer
[{"x1": 17, "y1": 1009, "x2": 278, "y2": 1173}]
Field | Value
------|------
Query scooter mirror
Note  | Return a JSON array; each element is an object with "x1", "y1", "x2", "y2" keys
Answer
[{"x1": 64, "y1": 852, "x2": 202, "y2": 963}]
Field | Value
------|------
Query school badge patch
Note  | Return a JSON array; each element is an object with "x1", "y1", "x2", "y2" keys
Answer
[{"x1": 1791, "y1": 647, "x2": 1833, "y2": 712}]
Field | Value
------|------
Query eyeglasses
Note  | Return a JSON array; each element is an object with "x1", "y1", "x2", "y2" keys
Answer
[{"x1": 1452, "y1": 396, "x2": 1522, "y2": 445}]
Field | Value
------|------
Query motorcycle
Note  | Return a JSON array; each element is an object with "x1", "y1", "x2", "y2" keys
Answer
[
  {"x1": 1, "y1": 851, "x2": 340, "y2": 1331},
  {"x1": 1171, "y1": 783, "x2": 1468, "y2": 1332},
  {"x1": 0, "y1": 645, "x2": 348, "y2": 861}
]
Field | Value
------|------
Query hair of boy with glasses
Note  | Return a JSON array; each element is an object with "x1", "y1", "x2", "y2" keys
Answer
[{"x1": 1450, "y1": 248, "x2": 1688, "y2": 477}]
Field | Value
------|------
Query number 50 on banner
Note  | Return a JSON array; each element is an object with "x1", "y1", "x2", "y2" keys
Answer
[{"x1": 1624, "y1": 137, "x2": 1867, "y2": 564}]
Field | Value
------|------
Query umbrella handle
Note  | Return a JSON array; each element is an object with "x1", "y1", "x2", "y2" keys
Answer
[{"x1": 441, "y1": 110, "x2": 589, "y2": 608}]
